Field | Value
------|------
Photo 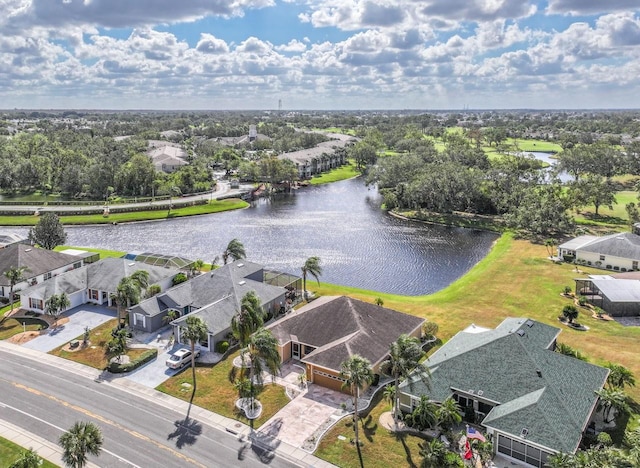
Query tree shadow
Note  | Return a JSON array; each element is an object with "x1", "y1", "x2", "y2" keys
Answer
[
  {"x1": 249, "y1": 428, "x2": 281, "y2": 464},
  {"x1": 393, "y1": 433, "x2": 417, "y2": 468},
  {"x1": 167, "y1": 417, "x2": 202, "y2": 449},
  {"x1": 361, "y1": 414, "x2": 378, "y2": 443},
  {"x1": 356, "y1": 441, "x2": 365, "y2": 468}
]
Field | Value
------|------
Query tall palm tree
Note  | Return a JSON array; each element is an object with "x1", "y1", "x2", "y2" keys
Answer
[
  {"x1": 46, "y1": 292, "x2": 71, "y2": 327},
  {"x1": 130, "y1": 270, "x2": 150, "y2": 297},
  {"x1": 246, "y1": 327, "x2": 281, "y2": 411},
  {"x1": 301, "y1": 256, "x2": 322, "y2": 299},
  {"x1": 231, "y1": 291, "x2": 264, "y2": 348},
  {"x1": 222, "y1": 238, "x2": 246, "y2": 265},
  {"x1": 59, "y1": 421, "x2": 103, "y2": 468},
  {"x1": 605, "y1": 363, "x2": 636, "y2": 390},
  {"x1": 181, "y1": 315, "x2": 208, "y2": 392},
  {"x1": 340, "y1": 354, "x2": 374, "y2": 448},
  {"x1": 114, "y1": 271, "x2": 148, "y2": 325},
  {"x1": 410, "y1": 395, "x2": 439, "y2": 431},
  {"x1": 3, "y1": 265, "x2": 29, "y2": 314},
  {"x1": 381, "y1": 334, "x2": 429, "y2": 429},
  {"x1": 596, "y1": 388, "x2": 630, "y2": 423}
]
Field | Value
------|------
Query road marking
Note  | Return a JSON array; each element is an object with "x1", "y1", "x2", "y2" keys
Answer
[{"x1": 10, "y1": 382, "x2": 207, "y2": 468}]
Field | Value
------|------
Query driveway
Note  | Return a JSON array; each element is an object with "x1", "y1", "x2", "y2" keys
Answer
[
  {"x1": 22, "y1": 304, "x2": 116, "y2": 352},
  {"x1": 124, "y1": 337, "x2": 184, "y2": 388}
]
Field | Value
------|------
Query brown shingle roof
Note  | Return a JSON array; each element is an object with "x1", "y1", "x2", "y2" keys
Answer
[
  {"x1": 266, "y1": 296, "x2": 424, "y2": 372},
  {"x1": 0, "y1": 244, "x2": 77, "y2": 287}
]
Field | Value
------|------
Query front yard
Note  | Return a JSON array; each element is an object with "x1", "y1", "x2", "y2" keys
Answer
[
  {"x1": 157, "y1": 350, "x2": 290, "y2": 429},
  {"x1": 49, "y1": 319, "x2": 148, "y2": 369},
  {"x1": 0, "y1": 437, "x2": 58, "y2": 468}
]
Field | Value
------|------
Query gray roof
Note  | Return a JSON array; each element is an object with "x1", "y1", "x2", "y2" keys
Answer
[
  {"x1": 400, "y1": 318, "x2": 608, "y2": 454},
  {"x1": 569, "y1": 232, "x2": 640, "y2": 260},
  {"x1": 19, "y1": 257, "x2": 179, "y2": 299},
  {"x1": 0, "y1": 244, "x2": 78, "y2": 287},
  {"x1": 266, "y1": 296, "x2": 425, "y2": 373},
  {"x1": 590, "y1": 278, "x2": 640, "y2": 302},
  {"x1": 172, "y1": 295, "x2": 237, "y2": 335},
  {"x1": 558, "y1": 235, "x2": 598, "y2": 251},
  {"x1": 130, "y1": 260, "x2": 287, "y2": 332}
]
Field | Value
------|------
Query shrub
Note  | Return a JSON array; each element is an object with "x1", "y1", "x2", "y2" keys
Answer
[
  {"x1": 107, "y1": 348, "x2": 157, "y2": 373},
  {"x1": 172, "y1": 272, "x2": 188, "y2": 286},
  {"x1": 597, "y1": 431, "x2": 612, "y2": 447},
  {"x1": 578, "y1": 296, "x2": 588, "y2": 306},
  {"x1": 216, "y1": 340, "x2": 229, "y2": 354},
  {"x1": 563, "y1": 286, "x2": 572, "y2": 295}
]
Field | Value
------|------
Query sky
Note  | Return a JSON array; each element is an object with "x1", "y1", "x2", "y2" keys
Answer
[{"x1": 1, "y1": 0, "x2": 640, "y2": 110}]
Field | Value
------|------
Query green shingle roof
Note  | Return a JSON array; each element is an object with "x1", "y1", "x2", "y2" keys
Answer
[{"x1": 399, "y1": 318, "x2": 608, "y2": 454}]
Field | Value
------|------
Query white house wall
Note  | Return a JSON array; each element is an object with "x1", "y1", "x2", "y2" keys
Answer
[{"x1": 577, "y1": 251, "x2": 639, "y2": 272}]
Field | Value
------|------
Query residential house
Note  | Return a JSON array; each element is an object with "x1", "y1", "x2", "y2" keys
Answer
[
  {"x1": 266, "y1": 296, "x2": 425, "y2": 393},
  {"x1": 558, "y1": 227, "x2": 640, "y2": 272},
  {"x1": 278, "y1": 136, "x2": 353, "y2": 180},
  {"x1": 147, "y1": 145, "x2": 188, "y2": 173},
  {"x1": 128, "y1": 260, "x2": 296, "y2": 351},
  {"x1": 575, "y1": 271, "x2": 640, "y2": 316},
  {"x1": 398, "y1": 318, "x2": 609, "y2": 468},
  {"x1": 0, "y1": 244, "x2": 83, "y2": 300},
  {"x1": 18, "y1": 257, "x2": 179, "y2": 313}
]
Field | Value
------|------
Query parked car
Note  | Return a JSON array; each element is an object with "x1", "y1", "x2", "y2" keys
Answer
[{"x1": 165, "y1": 348, "x2": 200, "y2": 369}]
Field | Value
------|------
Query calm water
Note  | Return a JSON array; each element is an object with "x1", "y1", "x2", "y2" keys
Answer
[{"x1": 7, "y1": 178, "x2": 498, "y2": 295}]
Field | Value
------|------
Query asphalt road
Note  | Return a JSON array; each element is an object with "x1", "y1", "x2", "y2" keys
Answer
[{"x1": 0, "y1": 349, "x2": 298, "y2": 468}]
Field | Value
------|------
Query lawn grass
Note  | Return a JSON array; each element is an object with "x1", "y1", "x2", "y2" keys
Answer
[
  {"x1": 54, "y1": 245, "x2": 126, "y2": 259},
  {"x1": 0, "y1": 199, "x2": 248, "y2": 226},
  {"x1": 315, "y1": 395, "x2": 424, "y2": 468},
  {"x1": 157, "y1": 350, "x2": 290, "y2": 429},
  {"x1": 49, "y1": 319, "x2": 147, "y2": 369},
  {"x1": 509, "y1": 138, "x2": 562, "y2": 153},
  {"x1": 0, "y1": 317, "x2": 48, "y2": 340},
  {"x1": 0, "y1": 437, "x2": 58, "y2": 468},
  {"x1": 573, "y1": 191, "x2": 638, "y2": 227},
  {"x1": 310, "y1": 161, "x2": 360, "y2": 185}
]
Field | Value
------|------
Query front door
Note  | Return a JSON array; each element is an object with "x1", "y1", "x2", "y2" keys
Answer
[{"x1": 292, "y1": 343, "x2": 300, "y2": 359}]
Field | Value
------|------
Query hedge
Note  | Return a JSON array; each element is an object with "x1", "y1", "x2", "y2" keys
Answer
[
  {"x1": 107, "y1": 348, "x2": 158, "y2": 373},
  {"x1": 215, "y1": 340, "x2": 229, "y2": 354}
]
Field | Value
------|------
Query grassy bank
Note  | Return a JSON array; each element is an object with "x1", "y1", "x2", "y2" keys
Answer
[
  {"x1": 0, "y1": 437, "x2": 58, "y2": 468},
  {"x1": 54, "y1": 245, "x2": 126, "y2": 259},
  {"x1": 309, "y1": 161, "x2": 360, "y2": 185},
  {"x1": 0, "y1": 198, "x2": 248, "y2": 226}
]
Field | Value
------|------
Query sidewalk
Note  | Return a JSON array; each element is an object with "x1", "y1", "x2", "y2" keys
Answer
[
  {"x1": 0, "y1": 419, "x2": 99, "y2": 468},
  {"x1": 0, "y1": 341, "x2": 334, "y2": 468}
]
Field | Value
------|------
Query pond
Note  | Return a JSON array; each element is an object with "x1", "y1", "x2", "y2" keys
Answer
[{"x1": 7, "y1": 178, "x2": 499, "y2": 296}]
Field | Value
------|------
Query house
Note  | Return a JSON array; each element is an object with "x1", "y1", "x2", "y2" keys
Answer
[
  {"x1": 558, "y1": 227, "x2": 640, "y2": 272},
  {"x1": 18, "y1": 257, "x2": 179, "y2": 313},
  {"x1": 147, "y1": 145, "x2": 188, "y2": 173},
  {"x1": 128, "y1": 260, "x2": 298, "y2": 351},
  {"x1": 398, "y1": 318, "x2": 609, "y2": 468},
  {"x1": 575, "y1": 271, "x2": 640, "y2": 316},
  {"x1": 266, "y1": 296, "x2": 425, "y2": 393},
  {"x1": 0, "y1": 244, "x2": 84, "y2": 300},
  {"x1": 278, "y1": 137, "x2": 353, "y2": 180}
]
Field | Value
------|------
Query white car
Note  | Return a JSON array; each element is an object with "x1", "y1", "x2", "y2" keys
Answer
[{"x1": 165, "y1": 348, "x2": 200, "y2": 369}]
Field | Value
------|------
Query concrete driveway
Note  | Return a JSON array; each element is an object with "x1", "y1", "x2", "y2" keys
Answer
[
  {"x1": 22, "y1": 304, "x2": 116, "y2": 352},
  {"x1": 124, "y1": 339, "x2": 184, "y2": 388}
]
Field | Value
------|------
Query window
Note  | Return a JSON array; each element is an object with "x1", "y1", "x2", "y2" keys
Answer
[
  {"x1": 600, "y1": 255, "x2": 605, "y2": 261},
  {"x1": 73, "y1": 262, "x2": 82, "y2": 269},
  {"x1": 633, "y1": 261, "x2": 638, "y2": 270},
  {"x1": 43, "y1": 272, "x2": 52, "y2": 280},
  {"x1": 89, "y1": 289, "x2": 99, "y2": 301},
  {"x1": 496, "y1": 434, "x2": 551, "y2": 468},
  {"x1": 29, "y1": 298, "x2": 44, "y2": 310},
  {"x1": 134, "y1": 313, "x2": 145, "y2": 327}
]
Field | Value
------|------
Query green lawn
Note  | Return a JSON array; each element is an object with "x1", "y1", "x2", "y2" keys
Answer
[
  {"x1": 574, "y1": 190, "x2": 638, "y2": 228},
  {"x1": 0, "y1": 317, "x2": 48, "y2": 340},
  {"x1": 0, "y1": 437, "x2": 58, "y2": 468},
  {"x1": 0, "y1": 198, "x2": 248, "y2": 226},
  {"x1": 508, "y1": 138, "x2": 562, "y2": 153},
  {"x1": 310, "y1": 161, "x2": 360, "y2": 185},
  {"x1": 157, "y1": 350, "x2": 290, "y2": 429},
  {"x1": 54, "y1": 245, "x2": 126, "y2": 259}
]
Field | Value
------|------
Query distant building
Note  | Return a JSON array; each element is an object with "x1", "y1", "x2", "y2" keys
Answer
[
  {"x1": 147, "y1": 145, "x2": 188, "y2": 173},
  {"x1": 558, "y1": 228, "x2": 640, "y2": 272}
]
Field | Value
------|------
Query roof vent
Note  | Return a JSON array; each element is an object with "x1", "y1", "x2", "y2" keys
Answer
[
  {"x1": 128, "y1": 262, "x2": 135, "y2": 266},
  {"x1": 520, "y1": 428, "x2": 529, "y2": 438},
  {"x1": 237, "y1": 263, "x2": 244, "y2": 267},
  {"x1": 526, "y1": 320, "x2": 534, "y2": 327},
  {"x1": 238, "y1": 280, "x2": 246, "y2": 285},
  {"x1": 24, "y1": 248, "x2": 32, "y2": 252},
  {"x1": 477, "y1": 390, "x2": 483, "y2": 396},
  {"x1": 536, "y1": 369, "x2": 542, "y2": 378},
  {"x1": 517, "y1": 329, "x2": 525, "y2": 337},
  {"x1": 468, "y1": 389, "x2": 474, "y2": 394}
]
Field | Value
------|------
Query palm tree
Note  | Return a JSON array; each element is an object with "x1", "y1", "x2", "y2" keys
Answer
[
  {"x1": 222, "y1": 238, "x2": 246, "y2": 265},
  {"x1": 9, "y1": 448, "x2": 43, "y2": 468},
  {"x1": 163, "y1": 308, "x2": 179, "y2": 325},
  {"x1": 231, "y1": 291, "x2": 264, "y2": 348},
  {"x1": 340, "y1": 354, "x2": 374, "y2": 448},
  {"x1": 3, "y1": 265, "x2": 29, "y2": 314},
  {"x1": 114, "y1": 271, "x2": 148, "y2": 325},
  {"x1": 301, "y1": 256, "x2": 322, "y2": 299},
  {"x1": 562, "y1": 304, "x2": 579, "y2": 324},
  {"x1": 596, "y1": 388, "x2": 630, "y2": 424},
  {"x1": 419, "y1": 438, "x2": 448, "y2": 468},
  {"x1": 181, "y1": 315, "x2": 208, "y2": 392},
  {"x1": 545, "y1": 452, "x2": 576, "y2": 468},
  {"x1": 381, "y1": 334, "x2": 429, "y2": 429},
  {"x1": 130, "y1": 270, "x2": 149, "y2": 297},
  {"x1": 410, "y1": 395, "x2": 439, "y2": 431},
  {"x1": 105, "y1": 328, "x2": 128, "y2": 363},
  {"x1": 436, "y1": 397, "x2": 462, "y2": 432},
  {"x1": 190, "y1": 259, "x2": 204, "y2": 277},
  {"x1": 59, "y1": 421, "x2": 103, "y2": 468},
  {"x1": 605, "y1": 363, "x2": 636, "y2": 390},
  {"x1": 46, "y1": 292, "x2": 70, "y2": 327},
  {"x1": 246, "y1": 328, "x2": 281, "y2": 412}
]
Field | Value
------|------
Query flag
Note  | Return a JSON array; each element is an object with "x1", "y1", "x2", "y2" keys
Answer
[
  {"x1": 463, "y1": 440, "x2": 473, "y2": 460},
  {"x1": 466, "y1": 426, "x2": 486, "y2": 442}
]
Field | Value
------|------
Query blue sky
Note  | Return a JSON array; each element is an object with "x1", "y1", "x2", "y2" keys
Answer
[{"x1": 1, "y1": 0, "x2": 639, "y2": 109}]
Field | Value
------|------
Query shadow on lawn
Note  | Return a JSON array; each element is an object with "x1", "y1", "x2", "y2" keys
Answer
[{"x1": 394, "y1": 433, "x2": 418, "y2": 468}]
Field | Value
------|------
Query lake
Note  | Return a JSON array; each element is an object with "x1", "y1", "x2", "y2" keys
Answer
[{"x1": 7, "y1": 178, "x2": 498, "y2": 295}]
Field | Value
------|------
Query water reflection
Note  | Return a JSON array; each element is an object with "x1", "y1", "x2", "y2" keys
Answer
[{"x1": 9, "y1": 178, "x2": 498, "y2": 295}]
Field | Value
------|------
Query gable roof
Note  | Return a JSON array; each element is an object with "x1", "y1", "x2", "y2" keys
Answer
[
  {"x1": 399, "y1": 318, "x2": 608, "y2": 454},
  {"x1": 130, "y1": 260, "x2": 286, "y2": 321},
  {"x1": 266, "y1": 296, "x2": 425, "y2": 373},
  {"x1": 19, "y1": 257, "x2": 179, "y2": 299},
  {"x1": 0, "y1": 244, "x2": 78, "y2": 287}
]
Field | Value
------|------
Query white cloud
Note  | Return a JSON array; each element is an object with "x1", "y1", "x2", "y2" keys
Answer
[
  {"x1": 547, "y1": 0, "x2": 640, "y2": 16},
  {"x1": 275, "y1": 39, "x2": 307, "y2": 52}
]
